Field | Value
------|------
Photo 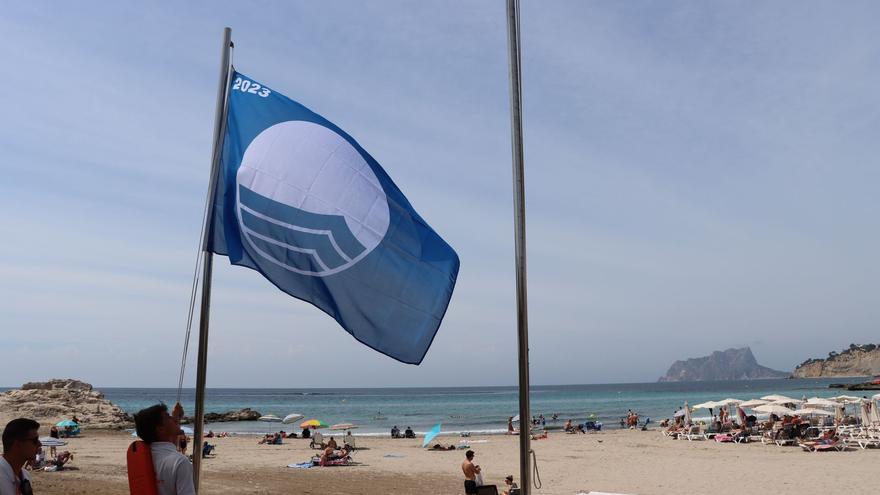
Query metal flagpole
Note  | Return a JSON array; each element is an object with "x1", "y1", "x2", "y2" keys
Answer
[
  {"x1": 192, "y1": 26, "x2": 233, "y2": 493},
  {"x1": 505, "y1": 1, "x2": 533, "y2": 493}
]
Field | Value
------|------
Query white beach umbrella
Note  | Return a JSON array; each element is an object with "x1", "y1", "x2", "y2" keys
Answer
[
  {"x1": 738, "y1": 399, "x2": 767, "y2": 408},
  {"x1": 873, "y1": 393, "x2": 880, "y2": 401},
  {"x1": 791, "y1": 408, "x2": 833, "y2": 417},
  {"x1": 717, "y1": 398, "x2": 743, "y2": 406},
  {"x1": 831, "y1": 395, "x2": 861, "y2": 404},
  {"x1": 870, "y1": 401, "x2": 880, "y2": 424},
  {"x1": 282, "y1": 413, "x2": 304, "y2": 424},
  {"x1": 692, "y1": 401, "x2": 719, "y2": 409},
  {"x1": 860, "y1": 403, "x2": 872, "y2": 425},
  {"x1": 804, "y1": 398, "x2": 839, "y2": 408},
  {"x1": 760, "y1": 395, "x2": 796, "y2": 403},
  {"x1": 684, "y1": 402, "x2": 692, "y2": 424},
  {"x1": 754, "y1": 404, "x2": 794, "y2": 416}
]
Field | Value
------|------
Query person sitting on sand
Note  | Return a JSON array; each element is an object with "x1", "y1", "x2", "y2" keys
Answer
[
  {"x1": 564, "y1": 419, "x2": 573, "y2": 432},
  {"x1": 575, "y1": 423, "x2": 585, "y2": 434},
  {"x1": 391, "y1": 426, "x2": 401, "y2": 438},
  {"x1": 404, "y1": 426, "x2": 415, "y2": 438},
  {"x1": 508, "y1": 417, "x2": 516, "y2": 434},
  {"x1": 327, "y1": 437, "x2": 338, "y2": 450},
  {"x1": 301, "y1": 427, "x2": 310, "y2": 439}
]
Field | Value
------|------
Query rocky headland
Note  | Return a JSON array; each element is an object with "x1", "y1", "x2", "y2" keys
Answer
[
  {"x1": 791, "y1": 344, "x2": 880, "y2": 378},
  {"x1": 658, "y1": 347, "x2": 788, "y2": 382},
  {"x1": 0, "y1": 379, "x2": 131, "y2": 429}
]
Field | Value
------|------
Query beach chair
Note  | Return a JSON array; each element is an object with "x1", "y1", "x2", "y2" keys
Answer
[
  {"x1": 310, "y1": 431, "x2": 325, "y2": 449},
  {"x1": 686, "y1": 424, "x2": 707, "y2": 441},
  {"x1": 343, "y1": 433, "x2": 356, "y2": 450}
]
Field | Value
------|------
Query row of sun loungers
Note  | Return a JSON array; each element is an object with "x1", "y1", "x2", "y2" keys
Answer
[{"x1": 664, "y1": 423, "x2": 880, "y2": 452}]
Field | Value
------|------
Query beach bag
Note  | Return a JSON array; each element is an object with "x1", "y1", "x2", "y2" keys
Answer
[{"x1": 475, "y1": 472, "x2": 485, "y2": 486}]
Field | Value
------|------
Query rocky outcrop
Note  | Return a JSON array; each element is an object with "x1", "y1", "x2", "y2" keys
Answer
[
  {"x1": 658, "y1": 347, "x2": 788, "y2": 382},
  {"x1": 792, "y1": 344, "x2": 880, "y2": 378},
  {"x1": 0, "y1": 379, "x2": 131, "y2": 429},
  {"x1": 183, "y1": 408, "x2": 262, "y2": 424}
]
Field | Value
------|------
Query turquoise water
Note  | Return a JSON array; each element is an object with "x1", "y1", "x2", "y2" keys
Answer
[{"x1": 86, "y1": 377, "x2": 869, "y2": 436}]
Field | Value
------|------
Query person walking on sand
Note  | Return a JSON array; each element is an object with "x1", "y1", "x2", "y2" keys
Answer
[
  {"x1": 133, "y1": 404, "x2": 195, "y2": 495},
  {"x1": 2, "y1": 418, "x2": 41, "y2": 495},
  {"x1": 461, "y1": 450, "x2": 481, "y2": 495}
]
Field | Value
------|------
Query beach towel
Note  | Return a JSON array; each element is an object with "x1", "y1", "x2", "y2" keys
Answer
[{"x1": 286, "y1": 462, "x2": 313, "y2": 469}]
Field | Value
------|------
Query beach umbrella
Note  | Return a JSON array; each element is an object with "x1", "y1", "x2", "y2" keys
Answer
[
  {"x1": 282, "y1": 413, "x2": 304, "y2": 424},
  {"x1": 860, "y1": 402, "x2": 872, "y2": 425},
  {"x1": 804, "y1": 398, "x2": 838, "y2": 408},
  {"x1": 56, "y1": 420, "x2": 79, "y2": 427},
  {"x1": 753, "y1": 404, "x2": 793, "y2": 416},
  {"x1": 511, "y1": 414, "x2": 520, "y2": 423},
  {"x1": 299, "y1": 419, "x2": 327, "y2": 429},
  {"x1": 258, "y1": 414, "x2": 282, "y2": 422},
  {"x1": 871, "y1": 401, "x2": 880, "y2": 424},
  {"x1": 39, "y1": 437, "x2": 67, "y2": 447},
  {"x1": 717, "y1": 398, "x2": 742, "y2": 406},
  {"x1": 673, "y1": 409, "x2": 686, "y2": 418},
  {"x1": 330, "y1": 423, "x2": 357, "y2": 431},
  {"x1": 738, "y1": 399, "x2": 767, "y2": 408},
  {"x1": 692, "y1": 401, "x2": 719, "y2": 409},
  {"x1": 831, "y1": 395, "x2": 861, "y2": 404},
  {"x1": 760, "y1": 395, "x2": 795, "y2": 403},
  {"x1": 791, "y1": 408, "x2": 833, "y2": 417},
  {"x1": 873, "y1": 393, "x2": 880, "y2": 401},
  {"x1": 683, "y1": 402, "x2": 692, "y2": 424},
  {"x1": 422, "y1": 423, "x2": 441, "y2": 447}
]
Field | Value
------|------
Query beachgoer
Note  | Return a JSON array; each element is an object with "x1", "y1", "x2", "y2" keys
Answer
[
  {"x1": 2, "y1": 418, "x2": 41, "y2": 495},
  {"x1": 461, "y1": 450, "x2": 481, "y2": 495},
  {"x1": 508, "y1": 417, "x2": 515, "y2": 434},
  {"x1": 301, "y1": 427, "x2": 310, "y2": 439},
  {"x1": 343, "y1": 431, "x2": 355, "y2": 450},
  {"x1": 502, "y1": 474, "x2": 519, "y2": 495},
  {"x1": 133, "y1": 404, "x2": 196, "y2": 495},
  {"x1": 404, "y1": 426, "x2": 415, "y2": 438},
  {"x1": 391, "y1": 426, "x2": 400, "y2": 438},
  {"x1": 177, "y1": 433, "x2": 188, "y2": 455},
  {"x1": 564, "y1": 419, "x2": 573, "y2": 432},
  {"x1": 327, "y1": 437, "x2": 338, "y2": 450}
]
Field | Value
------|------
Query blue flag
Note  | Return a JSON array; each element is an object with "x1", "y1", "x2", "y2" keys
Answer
[{"x1": 209, "y1": 71, "x2": 460, "y2": 364}]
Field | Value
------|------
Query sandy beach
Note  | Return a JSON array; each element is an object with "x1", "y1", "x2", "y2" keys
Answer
[{"x1": 26, "y1": 428, "x2": 878, "y2": 494}]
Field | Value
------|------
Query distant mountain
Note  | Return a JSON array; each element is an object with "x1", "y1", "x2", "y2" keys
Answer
[
  {"x1": 791, "y1": 344, "x2": 880, "y2": 378},
  {"x1": 658, "y1": 347, "x2": 788, "y2": 382}
]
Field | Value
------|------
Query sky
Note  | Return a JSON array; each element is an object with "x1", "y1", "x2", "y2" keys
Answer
[{"x1": 1, "y1": 1, "x2": 878, "y2": 388}]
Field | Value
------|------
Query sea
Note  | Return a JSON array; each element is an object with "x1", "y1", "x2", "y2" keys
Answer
[{"x1": 66, "y1": 377, "x2": 869, "y2": 437}]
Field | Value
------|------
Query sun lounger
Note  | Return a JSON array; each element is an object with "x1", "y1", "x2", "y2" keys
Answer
[
  {"x1": 685, "y1": 425, "x2": 707, "y2": 441},
  {"x1": 800, "y1": 440, "x2": 845, "y2": 452}
]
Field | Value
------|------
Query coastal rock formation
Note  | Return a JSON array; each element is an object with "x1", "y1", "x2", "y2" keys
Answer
[
  {"x1": 658, "y1": 347, "x2": 788, "y2": 382},
  {"x1": 0, "y1": 379, "x2": 131, "y2": 429},
  {"x1": 792, "y1": 344, "x2": 880, "y2": 378},
  {"x1": 183, "y1": 408, "x2": 262, "y2": 424}
]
